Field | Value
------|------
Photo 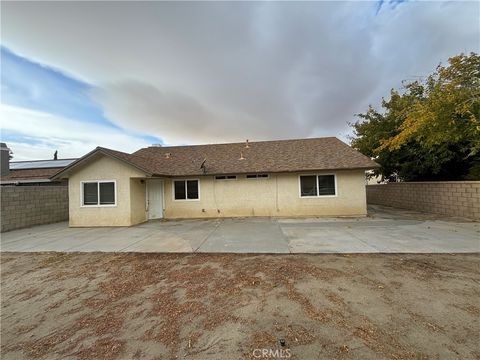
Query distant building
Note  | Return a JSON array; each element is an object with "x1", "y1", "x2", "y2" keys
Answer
[{"x1": 0, "y1": 144, "x2": 76, "y2": 186}]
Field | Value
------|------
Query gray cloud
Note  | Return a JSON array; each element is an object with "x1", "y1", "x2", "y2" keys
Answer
[{"x1": 2, "y1": 1, "x2": 479, "y2": 145}]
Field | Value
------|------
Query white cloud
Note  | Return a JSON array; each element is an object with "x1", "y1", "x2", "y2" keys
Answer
[
  {"x1": 0, "y1": 104, "x2": 153, "y2": 160},
  {"x1": 2, "y1": 1, "x2": 479, "y2": 146},
  {"x1": 90, "y1": 80, "x2": 293, "y2": 145}
]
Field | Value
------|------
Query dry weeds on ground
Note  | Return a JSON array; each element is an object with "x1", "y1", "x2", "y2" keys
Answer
[{"x1": 1, "y1": 253, "x2": 479, "y2": 359}]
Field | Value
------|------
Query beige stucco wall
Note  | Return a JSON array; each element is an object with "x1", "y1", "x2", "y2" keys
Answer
[
  {"x1": 69, "y1": 157, "x2": 367, "y2": 226},
  {"x1": 68, "y1": 155, "x2": 147, "y2": 227},
  {"x1": 164, "y1": 170, "x2": 367, "y2": 218},
  {"x1": 130, "y1": 178, "x2": 148, "y2": 225}
]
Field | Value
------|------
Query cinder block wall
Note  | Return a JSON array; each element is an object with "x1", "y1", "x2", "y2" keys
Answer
[
  {"x1": 366, "y1": 181, "x2": 480, "y2": 220},
  {"x1": 1, "y1": 186, "x2": 69, "y2": 232}
]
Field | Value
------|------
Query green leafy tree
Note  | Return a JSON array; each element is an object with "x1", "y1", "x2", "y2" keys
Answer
[{"x1": 350, "y1": 52, "x2": 480, "y2": 181}]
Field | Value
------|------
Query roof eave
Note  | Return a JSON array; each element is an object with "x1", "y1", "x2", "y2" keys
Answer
[
  {"x1": 0, "y1": 179, "x2": 52, "y2": 185},
  {"x1": 168, "y1": 164, "x2": 381, "y2": 177}
]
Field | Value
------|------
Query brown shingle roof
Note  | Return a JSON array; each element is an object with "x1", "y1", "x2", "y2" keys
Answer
[
  {"x1": 53, "y1": 137, "x2": 378, "y2": 179},
  {"x1": 1, "y1": 168, "x2": 63, "y2": 182},
  {"x1": 132, "y1": 137, "x2": 378, "y2": 176}
]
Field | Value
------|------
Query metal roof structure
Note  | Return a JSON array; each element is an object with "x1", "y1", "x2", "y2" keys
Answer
[{"x1": 10, "y1": 159, "x2": 77, "y2": 170}]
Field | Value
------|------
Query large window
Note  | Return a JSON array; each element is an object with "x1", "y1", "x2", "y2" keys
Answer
[
  {"x1": 82, "y1": 181, "x2": 116, "y2": 206},
  {"x1": 300, "y1": 175, "x2": 336, "y2": 197},
  {"x1": 174, "y1": 179, "x2": 199, "y2": 200},
  {"x1": 300, "y1": 175, "x2": 317, "y2": 196},
  {"x1": 318, "y1": 175, "x2": 336, "y2": 196}
]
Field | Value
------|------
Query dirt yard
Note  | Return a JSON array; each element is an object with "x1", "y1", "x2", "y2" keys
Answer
[{"x1": 1, "y1": 253, "x2": 479, "y2": 359}]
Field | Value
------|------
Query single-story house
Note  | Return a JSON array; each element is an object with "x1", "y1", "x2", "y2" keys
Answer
[{"x1": 52, "y1": 137, "x2": 378, "y2": 227}]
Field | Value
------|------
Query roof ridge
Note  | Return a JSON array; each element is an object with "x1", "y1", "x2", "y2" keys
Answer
[
  {"x1": 96, "y1": 146, "x2": 128, "y2": 154},
  {"x1": 135, "y1": 136, "x2": 340, "y2": 152},
  {"x1": 101, "y1": 147, "x2": 156, "y2": 164}
]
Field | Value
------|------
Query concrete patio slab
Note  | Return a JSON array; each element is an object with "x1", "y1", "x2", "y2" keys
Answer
[
  {"x1": 121, "y1": 232, "x2": 194, "y2": 252},
  {"x1": 0, "y1": 222, "x2": 69, "y2": 245},
  {"x1": 195, "y1": 218, "x2": 290, "y2": 253},
  {"x1": 282, "y1": 227, "x2": 380, "y2": 253},
  {"x1": 67, "y1": 227, "x2": 155, "y2": 252},
  {"x1": 0, "y1": 225, "x2": 102, "y2": 251},
  {"x1": 351, "y1": 221, "x2": 480, "y2": 253},
  {"x1": 1, "y1": 206, "x2": 478, "y2": 253}
]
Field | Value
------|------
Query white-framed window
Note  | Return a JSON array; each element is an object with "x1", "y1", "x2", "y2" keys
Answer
[
  {"x1": 81, "y1": 180, "x2": 117, "y2": 207},
  {"x1": 215, "y1": 175, "x2": 237, "y2": 180},
  {"x1": 299, "y1": 174, "x2": 336, "y2": 197},
  {"x1": 246, "y1": 174, "x2": 269, "y2": 179},
  {"x1": 173, "y1": 179, "x2": 200, "y2": 200}
]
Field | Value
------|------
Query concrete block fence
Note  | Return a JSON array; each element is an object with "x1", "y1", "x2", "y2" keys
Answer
[
  {"x1": 366, "y1": 181, "x2": 480, "y2": 220},
  {"x1": 1, "y1": 186, "x2": 69, "y2": 232}
]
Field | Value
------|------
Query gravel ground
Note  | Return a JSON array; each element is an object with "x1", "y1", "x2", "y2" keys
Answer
[{"x1": 1, "y1": 252, "x2": 479, "y2": 359}]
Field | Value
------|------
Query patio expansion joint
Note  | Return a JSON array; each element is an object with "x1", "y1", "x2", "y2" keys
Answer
[
  {"x1": 193, "y1": 219, "x2": 222, "y2": 252},
  {"x1": 117, "y1": 226, "x2": 179, "y2": 252},
  {"x1": 342, "y1": 228, "x2": 383, "y2": 253},
  {"x1": 275, "y1": 219, "x2": 292, "y2": 254},
  {"x1": 118, "y1": 234, "x2": 157, "y2": 252}
]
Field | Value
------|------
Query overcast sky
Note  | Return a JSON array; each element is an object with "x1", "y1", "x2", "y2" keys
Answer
[{"x1": 1, "y1": 1, "x2": 479, "y2": 160}]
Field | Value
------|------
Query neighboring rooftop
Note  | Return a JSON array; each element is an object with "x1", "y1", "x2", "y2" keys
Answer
[
  {"x1": 1, "y1": 168, "x2": 64, "y2": 183},
  {"x1": 1, "y1": 158, "x2": 77, "y2": 184},
  {"x1": 54, "y1": 137, "x2": 378, "y2": 179}
]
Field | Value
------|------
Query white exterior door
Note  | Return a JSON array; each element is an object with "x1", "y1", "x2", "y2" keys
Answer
[{"x1": 147, "y1": 180, "x2": 164, "y2": 219}]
